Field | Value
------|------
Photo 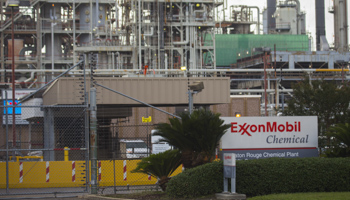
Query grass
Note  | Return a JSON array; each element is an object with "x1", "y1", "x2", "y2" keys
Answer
[
  {"x1": 105, "y1": 191, "x2": 216, "y2": 199},
  {"x1": 248, "y1": 192, "x2": 350, "y2": 200},
  {"x1": 105, "y1": 191, "x2": 350, "y2": 200}
]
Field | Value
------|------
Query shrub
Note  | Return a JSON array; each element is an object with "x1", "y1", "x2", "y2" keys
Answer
[
  {"x1": 167, "y1": 158, "x2": 350, "y2": 198},
  {"x1": 131, "y1": 149, "x2": 181, "y2": 191},
  {"x1": 166, "y1": 161, "x2": 223, "y2": 198}
]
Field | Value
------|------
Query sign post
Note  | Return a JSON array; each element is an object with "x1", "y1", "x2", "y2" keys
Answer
[
  {"x1": 216, "y1": 153, "x2": 246, "y2": 200},
  {"x1": 223, "y1": 153, "x2": 236, "y2": 193}
]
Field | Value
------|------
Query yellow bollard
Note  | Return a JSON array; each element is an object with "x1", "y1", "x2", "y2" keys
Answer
[{"x1": 64, "y1": 147, "x2": 69, "y2": 161}]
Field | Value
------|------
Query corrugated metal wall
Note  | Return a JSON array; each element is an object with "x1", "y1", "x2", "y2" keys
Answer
[{"x1": 214, "y1": 34, "x2": 310, "y2": 67}]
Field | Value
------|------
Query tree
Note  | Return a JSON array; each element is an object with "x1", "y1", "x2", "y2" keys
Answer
[
  {"x1": 325, "y1": 123, "x2": 350, "y2": 157},
  {"x1": 131, "y1": 149, "x2": 181, "y2": 191},
  {"x1": 282, "y1": 76, "x2": 350, "y2": 148},
  {"x1": 153, "y1": 109, "x2": 231, "y2": 169}
]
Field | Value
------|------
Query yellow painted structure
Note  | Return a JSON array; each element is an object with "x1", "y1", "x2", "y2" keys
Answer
[{"x1": 0, "y1": 160, "x2": 183, "y2": 189}]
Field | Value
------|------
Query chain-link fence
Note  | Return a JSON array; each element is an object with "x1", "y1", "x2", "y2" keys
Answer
[
  {"x1": 0, "y1": 101, "x2": 89, "y2": 197},
  {"x1": 0, "y1": 93, "x2": 181, "y2": 197}
]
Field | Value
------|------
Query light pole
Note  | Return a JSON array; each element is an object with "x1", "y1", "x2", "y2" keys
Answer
[{"x1": 7, "y1": 0, "x2": 19, "y2": 152}]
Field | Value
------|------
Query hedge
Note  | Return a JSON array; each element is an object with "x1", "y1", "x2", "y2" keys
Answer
[
  {"x1": 166, "y1": 158, "x2": 350, "y2": 198},
  {"x1": 166, "y1": 161, "x2": 223, "y2": 198}
]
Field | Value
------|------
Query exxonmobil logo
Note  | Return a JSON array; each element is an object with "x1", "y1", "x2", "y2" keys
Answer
[
  {"x1": 224, "y1": 155, "x2": 232, "y2": 160},
  {"x1": 231, "y1": 121, "x2": 301, "y2": 136}
]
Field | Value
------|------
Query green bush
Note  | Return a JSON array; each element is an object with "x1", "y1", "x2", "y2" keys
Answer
[
  {"x1": 236, "y1": 158, "x2": 350, "y2": 197},
  {"x1": 166, "y1": 158, "x2": 350, "y2": 198},
  {"x1": 166, "y1": 161, "x2": 223, "y2": 198}
]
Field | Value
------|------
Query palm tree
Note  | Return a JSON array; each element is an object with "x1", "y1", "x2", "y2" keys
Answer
[
  {"x1": 131, "y1": 149, "x2": 181, "y2": 191},
  {"x1": 326, "y1": 123, "x2": 350, "y2": 157},
  {"x1": 153, "y1": 109, "x2": 231, "y2": 169}
]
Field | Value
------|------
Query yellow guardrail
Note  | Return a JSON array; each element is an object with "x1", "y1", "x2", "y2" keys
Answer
[
  {"x1": 9, "y1": 156, "x2": 43, "y2": 162},
  {"x1": 0, "y1": 160, "x2": 183, "y2": 189}
]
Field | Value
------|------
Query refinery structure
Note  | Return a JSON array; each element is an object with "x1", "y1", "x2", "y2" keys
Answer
[
  {"x1": 0, "y1": 0, "x2": 349, "y2": 196},
  {"x1": 0, "y1": 0, "x2": 348, "y2": 94},
  {"x1": 0, "y1": 0, "x2": 348, "y2": 104}
]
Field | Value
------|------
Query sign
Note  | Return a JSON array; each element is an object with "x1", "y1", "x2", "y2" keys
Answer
[
  {"x1": 2, "y1": 89, "x2": 35, "y2": 125},
  {"x1": 152, "y1": 143, "x2": 172, "y2": 154},
  {"x1": 3, "y1": 100, "x2": 21, "y2": 114},
  {"x1": 223, "y1": 153, "x2": 236, "y2": 167},
  {"x1": 142, "y1": 116, "x2": 152, "y2": 123},
  {"x1": 223, "y1": 153, "x2": 236, "y2": 193},
  {"x1": 2, "y1": 89, "x2": 35, "y2": 100},
  {"x1": 2, "y1": 114, "x2": 29, "y2": 125},
  {"x1": 220, "y1": 116, "x2": 318, "y2": 159}
]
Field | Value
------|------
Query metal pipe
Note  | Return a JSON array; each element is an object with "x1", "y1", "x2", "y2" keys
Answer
[
  {"x1": 174, "y1": 6, "x2": 189, "y2": 45},
  {"x1": 6, "y1": 68, "x2": 350, "y2": 74},
  {"x1": 23, "y1": 72, "x2": 35, "y2": 84},
  {"x1": 96, "y1": 0, "x2": 99, "y2": 27},
  {"x1": 143, "y1": 27, "x2": 154, "y2": 36},
  {"x1": 11, "y1": 6, "x2": 16, "y2": 151},
  {"x1": 50, "y1": 6, "x2": 56, "y2": 77},
  {"x1": 90, "y1": 87, "x2": 97, "y2": 194},
  {"x1": 115, "y1": 1, "x2": 119, "y2": 30},
  {"x1": 112, "y1": 52, "x2": 115, "y2": 70},
  {"x1": 264, "y1": 51, "x2": 268, "y2": 116},
  {"x1": 5, "y1": 91, "x2": 9, "y2": 193},
  {"x1": 241, "y1": 6, "x2": 260, "y2": 34},
  {"x1": 230, "y1": 89, "x2": 293, "y2": 93},
  {"x1": 18, "y1": 60, "x2": 84, "y2": 104},
  {"x1": 138, "y1": 0, "x2": 141, "y2": 69}
]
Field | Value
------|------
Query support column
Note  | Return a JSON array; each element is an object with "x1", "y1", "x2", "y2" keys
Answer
[{"x1": 44, "y1": 108, "x2": 55, "y2": 161}]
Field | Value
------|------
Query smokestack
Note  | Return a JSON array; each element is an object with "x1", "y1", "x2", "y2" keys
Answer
[
  {"x1": 315, "y1": 0, "x2": 326, "y2": 51},
  {"x1": 267, "y1": 0, "x2": 276, "y2": 33}
]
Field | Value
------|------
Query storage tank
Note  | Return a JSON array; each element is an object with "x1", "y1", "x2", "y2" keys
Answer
[{"x1": 333, "y1": 0, "x2": 348, "y2": 52}]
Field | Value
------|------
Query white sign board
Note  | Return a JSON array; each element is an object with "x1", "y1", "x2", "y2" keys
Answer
[
  {"x1": 223, "y1": 153, "x2": 236, "y2": 167},
  {"x1": 152, "y1": 143, "x2": 172, "y2": 154},
  {"x1": 221, "y1": 116, "x2": 318, "y2": 149},
  {"x1": 2, "y1": 89, "x2": 35, "y2": 100}
]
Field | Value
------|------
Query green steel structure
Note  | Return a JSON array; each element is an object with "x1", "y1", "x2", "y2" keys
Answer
[{"x1": 211, "y1": 34, "x2": 310, "y2": 68}]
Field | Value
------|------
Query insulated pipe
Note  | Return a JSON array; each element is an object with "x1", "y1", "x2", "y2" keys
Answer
[
  {"x1": 194, "y1": 5, "x2": 207, "y2": 21},
  {"x1": 96, "y1": 0, "x2": 99, "y2": 27},
  {"x1": 115, "y1": 2, "x2": 119, "y2": 29},
  {"x1": 19, "y1": 47, "x2": 36, "y2": 59},
  {"x1": 143, "y1": 27, "x2": 154, "y2": 36},
  {"x1": 111, "y1": 52, "x2": 114, "y2": 70},
  {"x1": 115, "y1": 52, "x2": 120, "y2": 69},
  {"x1": 174, "y1": 6, "x2": 189, "y2": 45},
  {"x1": 23, "y1": 72, "x2": 35, "y2": 83},
  {"x1": 50, "y1": 7, "x2": 57, "y2": 77},
  {"x1": 138, "y1": 0, "x2": 141, "y2": 69}
]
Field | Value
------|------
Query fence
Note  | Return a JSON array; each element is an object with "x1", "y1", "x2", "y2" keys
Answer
[
  {"x1": 0, "y1": 102, "x2": 89, "y2": 197},
  {"x1": 0, "y1": 92, "x2": 179, "y2": 197}
]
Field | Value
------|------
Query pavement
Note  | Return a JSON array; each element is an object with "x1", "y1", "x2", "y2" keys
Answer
[
  {"x1": 0, "y1": 194, "x2": 134, "y2": 200},
  {"x1": 0, "y1": 186, "x2": 159, "y2": 200}
]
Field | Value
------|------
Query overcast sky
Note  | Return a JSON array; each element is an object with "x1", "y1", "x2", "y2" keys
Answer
[{"x1": 222, "y1": 0, "x2": 350, "y2": 51}]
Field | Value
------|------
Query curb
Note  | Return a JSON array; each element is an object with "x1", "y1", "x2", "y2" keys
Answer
[{"x1": 79, "y1": 194, "x2": 135, "y2": 200}]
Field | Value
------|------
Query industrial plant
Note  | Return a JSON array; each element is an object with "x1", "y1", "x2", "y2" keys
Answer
[
  {"x1": 0, "y1": 0, "x2": 348, "y2": 103},
  {"x1": 0, "y1": 0, "x2": 349, "y2": 196}
]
